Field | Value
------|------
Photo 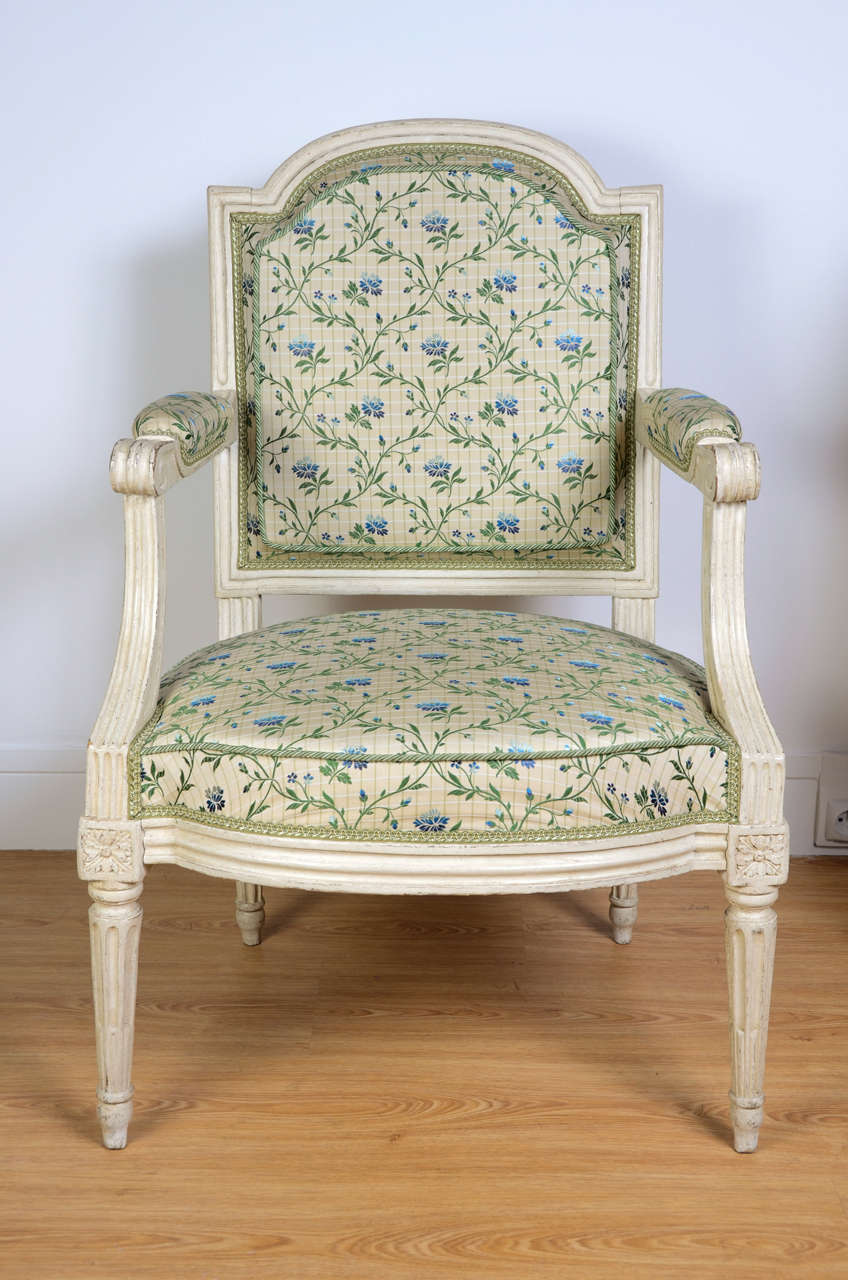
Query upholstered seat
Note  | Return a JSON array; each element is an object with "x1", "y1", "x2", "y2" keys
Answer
[{"x1": 132, "y1": 609, "x2": 737, "y2": 839}]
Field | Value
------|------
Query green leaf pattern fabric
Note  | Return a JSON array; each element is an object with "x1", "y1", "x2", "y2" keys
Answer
[
  {"x1": 232, "y1": 146, "x2": 639, "y2": 571},
  {"x1": 130, "y1": 609, "x2": 738, "y2": 841},
  {"x1": 640, "y1": 388, "x2": 741, "y2": 476},
  {"x1": 132, "y1": 392, "x2": 233, "y2": 467}
]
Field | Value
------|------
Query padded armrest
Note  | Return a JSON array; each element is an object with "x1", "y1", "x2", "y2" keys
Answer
[
  {"x1": 132, "y1": 391, "x2": 236, "y2": 468},
  {"x1": 637, "y1": 387, "x2": 741, "y2": 479}
]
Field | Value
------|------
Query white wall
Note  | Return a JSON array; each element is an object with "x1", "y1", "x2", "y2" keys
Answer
[{"x1": 2, "y1": 0, "x2": 846, "y2": 847}]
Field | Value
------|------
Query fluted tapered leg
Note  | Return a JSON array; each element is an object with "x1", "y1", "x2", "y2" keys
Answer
[
  {"x1": 724, "y1": 884, "x2": 778, "y2": 1152},
  {"x1": 609, "y1": 883, "x2": 638, "y2": 944},
  {"x1": 235, "y1": 881, "x2": 265, "y2": 946},
  {"x1": 89, "y1": 880, "x2": 143, "y2": 1149}
]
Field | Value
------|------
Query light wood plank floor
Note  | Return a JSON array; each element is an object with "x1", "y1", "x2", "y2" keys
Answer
[{"x1": 1, "y1": 853, "x2": 847, "y2": 1278}]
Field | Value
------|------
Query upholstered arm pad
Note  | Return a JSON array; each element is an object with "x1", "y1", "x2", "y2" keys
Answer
[
  {"x1": 111, "y1": 390, "x2": 237, "y2": 495},
  {"x1": 637, "y1": 387, "x2": 742, "y2": 478},
  {"x1": 132, "y1": 391, "x2": 236, "y2": 468}
]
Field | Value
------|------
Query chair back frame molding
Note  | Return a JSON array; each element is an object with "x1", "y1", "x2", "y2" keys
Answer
[{"x1": 208, "y1": 118, "x2": 662, "y2": 600}]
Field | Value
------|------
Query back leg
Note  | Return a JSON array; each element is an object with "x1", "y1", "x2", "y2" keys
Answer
[
  {"x1": 235, "y1": 881, "x2": 265, "y2": 946},
  {"x1": 609, "y1": 883, "x2": 638, "y2": 944}
]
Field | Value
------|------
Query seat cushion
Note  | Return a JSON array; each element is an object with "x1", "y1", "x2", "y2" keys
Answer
[{"x1": 130, "y1": 609, "x2": 739, "y2": 841}]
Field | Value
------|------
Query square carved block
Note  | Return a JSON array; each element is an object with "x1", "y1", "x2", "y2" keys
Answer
[
  {"x1": 77, "y1": 820, "x2": 144, "y2": 882},
  {"x1": 726, "y1": 825, "x2": 789, "y2": 887}
]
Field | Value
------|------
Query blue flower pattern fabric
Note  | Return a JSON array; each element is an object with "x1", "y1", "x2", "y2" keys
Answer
[
  {"x1": 131, "y1": 609, "x2": 738, "y2": 841},
  {"x1": 132, "y1": 392, "x2": 233, "y2": 466},
  {"x1": 232, "y1": 147, "x2": 639, "y2": 570},
  {"x1": 640, "y1": 388, "x2": 741, "y2": 477}
]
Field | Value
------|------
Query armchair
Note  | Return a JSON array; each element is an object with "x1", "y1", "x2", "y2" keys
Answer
[{"x1": 79, "y1": 119, "x2": 786, "y2": 1152}]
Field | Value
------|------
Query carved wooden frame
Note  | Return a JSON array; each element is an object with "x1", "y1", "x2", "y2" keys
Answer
[{"x1": 79, "y1": 119, "x2": 787, "y2": 1154}]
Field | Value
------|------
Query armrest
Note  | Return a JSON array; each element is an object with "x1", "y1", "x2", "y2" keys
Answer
[
  {"x1": 637, "y1": 386, "x2": 741, "y2": 472},
  {"x1": 111, "y1": 391, "x2": 236, "y2": 496},
  {"x1": 132, "y1": 391, "x2": 236, "y2": 468},
  {"x1": 636, "y1": 387, "x2": 759, "y2": 502}
]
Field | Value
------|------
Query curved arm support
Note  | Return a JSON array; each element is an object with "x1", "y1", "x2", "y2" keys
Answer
[
  {"x1": 701, "y1": 496, "x2": 783, "y2": 826},
  {"x1": 86, "y1": 492, "x2": 166, "y2": 818}
]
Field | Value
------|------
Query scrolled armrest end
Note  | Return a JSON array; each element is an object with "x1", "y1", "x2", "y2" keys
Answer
[
  {"x1": 693, "y1": 439, "x2": 761, "y2": 504},
  {"x1": 110, "y1": 436, "x2": 183, "y2": 496}
]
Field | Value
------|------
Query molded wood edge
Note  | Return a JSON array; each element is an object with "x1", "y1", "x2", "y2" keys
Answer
[{"x1": 140, "y1": 817, "x2": 729, "y2": 894}]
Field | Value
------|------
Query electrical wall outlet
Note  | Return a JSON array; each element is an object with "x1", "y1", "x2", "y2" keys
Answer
[
  {"x1": 815, "y1": 754, "x2": 848, "y2": 848},
  {"x1": 824, "y1": 800, "x2": 848, "y2": 843}
]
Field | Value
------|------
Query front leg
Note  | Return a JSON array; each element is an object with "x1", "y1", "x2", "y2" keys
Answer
[
  {"x1": 89, "y1": 880, "x2": 143, "y2": 1148},
  {"x1": 724, "y1": 884, "x2": 778, "y2": 1152}
]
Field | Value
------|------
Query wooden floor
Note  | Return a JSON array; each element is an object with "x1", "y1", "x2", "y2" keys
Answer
[{"x1": 1, "y1": 854, "x2": 847, "y2": 1278}]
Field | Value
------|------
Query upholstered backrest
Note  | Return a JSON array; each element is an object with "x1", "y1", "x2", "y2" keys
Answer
[{"x1": 228, "y1": 137, "x2": 645, "y2": 576}]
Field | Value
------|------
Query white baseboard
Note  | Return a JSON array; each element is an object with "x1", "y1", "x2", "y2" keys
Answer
[{"x1": 0, "y1": 749, "x2": 827, "y2": 855}]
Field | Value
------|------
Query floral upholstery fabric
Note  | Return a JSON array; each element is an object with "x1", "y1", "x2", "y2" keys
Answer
[
  {"x1": 639, "y1": 388, "x2": 741, "y2": 477},
  {"x1": 132, "y1": 392, "x2": 233, "y2": 467},
  {"x1": 130, "y1": 609, "x2": 738, "y2": 841},
  {"x1": 232, "y1": 146, "x2": 640, "y2": 571}
]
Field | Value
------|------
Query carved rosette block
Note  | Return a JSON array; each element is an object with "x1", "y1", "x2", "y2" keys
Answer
[
  {"x1": 726, "y1": 826, "x2": 789, "y2": 887},
  {"x1": 235, "y1": 881, "x2": 265, "y2": 946},
  {"x1": 724, "y1": 884, "x2": 778, "y2": 1152},
  {"x1": 78, "y1": 819, "x2": 144, "y2": 882}
]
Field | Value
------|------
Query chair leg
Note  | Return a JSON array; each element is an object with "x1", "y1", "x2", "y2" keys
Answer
[
  {"x1": 235, "y1": 881, "x2": 265, "y2": 946},
  {"x1": 724, "y1": 884, "x2": 778, "y2": 1153},
  {"x1": 609, "y1": 883, "x2": 638, "y2": 944},
  {"x1": 88, "y1": 881, "x2": 143, "y2": 1149}
]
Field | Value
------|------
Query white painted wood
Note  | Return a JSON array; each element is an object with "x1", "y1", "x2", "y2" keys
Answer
[
  {"x1": 141, "y1": 817, "x2": 728, "y2": 894},
  {"x1": 88, "y1": 879, "x2": 143, "y2": 1150},
  {"x1": 701, "y1": 487, "x2": 784, "y2": 828},
  {"x1": 609, "y1": 883, "x2": 639, "y2": 944},
  {"x1": 611, "y1": 596, "x2": 655, "y2": 641},
  {"x1": 79, "y1": 121, "x2": 787, "y2": 1150},
  {"x1": 78, "y1": 819, "x2": 144, "y2": 882},
  {"x1": 724, "y1": 883, "x2": 778, "y2": 1153},
  {"x1": 85, "y1": 493, "x2": 166, "y2": 819},
  {"x1": 234, "y1": 881, "x2": 265, "y2": 946},
  {"x1": 214, "y1": 566, "x2": 657, "y2": 596},
  {"x1": 217, "y1": 594, "x2": 262, "y2": 640}
]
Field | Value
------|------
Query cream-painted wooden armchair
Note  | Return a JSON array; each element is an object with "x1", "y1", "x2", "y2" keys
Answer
[{"x1": 79, "y1": 120, "x2": 787, "y2": 1151}]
